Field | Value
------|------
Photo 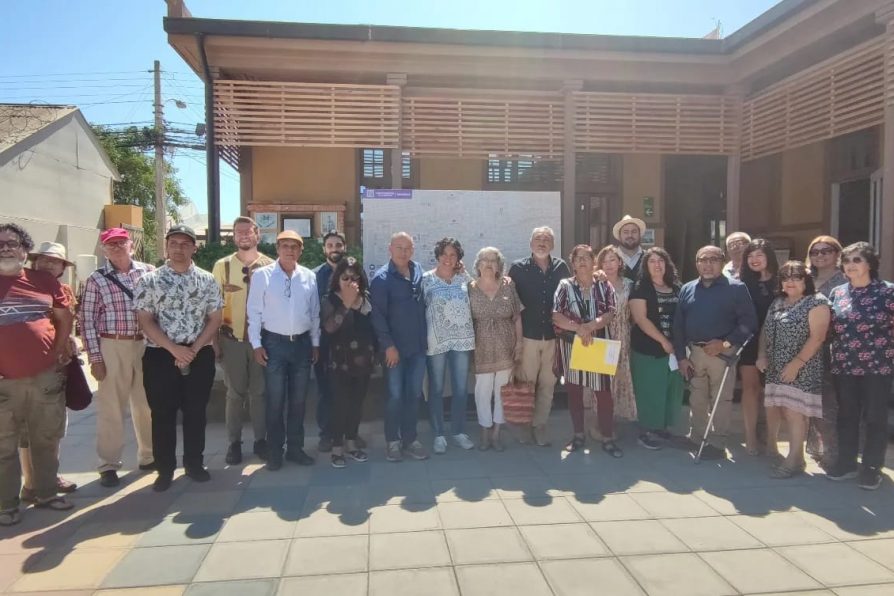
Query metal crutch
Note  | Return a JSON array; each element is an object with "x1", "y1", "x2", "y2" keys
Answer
[{"x1": 694, "y1": 338, "x2": 751, "y2": 464}]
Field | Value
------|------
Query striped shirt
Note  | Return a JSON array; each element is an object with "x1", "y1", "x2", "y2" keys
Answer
[{"x1": 80, "y1": 260, "x2": 154, "y2": 363}]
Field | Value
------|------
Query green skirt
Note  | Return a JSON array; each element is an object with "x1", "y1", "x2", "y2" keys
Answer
[{"x1": 631, "y1": 350, "x2": 684, "y2": 431}]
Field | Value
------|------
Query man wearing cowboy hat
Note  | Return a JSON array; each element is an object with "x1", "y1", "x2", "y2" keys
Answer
[
  {"x1": 81, "y1": 227, "x2": 156, "y2": 488},
  {"x1": 612, "y1": 215, "x2": 647, "y2": 282},
  {"x1": 0, "y1": 223, "x2": 74, "y2": 526}
]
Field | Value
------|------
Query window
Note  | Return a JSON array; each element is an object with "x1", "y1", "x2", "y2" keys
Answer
[
  {"x1": 486, "y1": 155, "x2": 560, "y2": 190},
  {"x1": 362, "y1": 149, "x2": 385, "y2": 179}
]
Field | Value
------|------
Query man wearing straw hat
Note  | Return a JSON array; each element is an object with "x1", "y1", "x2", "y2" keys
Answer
[
  {"x1": 81, "y1": 227, "x2": 156, "y2": 488},
  {"x1": 612, "y1": 215, "x2": 647, "y2": 282},
  {"x1": 0, "y1": 224, "x2": 74, "y2": 526}
]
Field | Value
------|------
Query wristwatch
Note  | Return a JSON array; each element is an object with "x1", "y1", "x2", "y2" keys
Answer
[{"x1": 722, "y1": 340, "x2": 732, "y2": 350}]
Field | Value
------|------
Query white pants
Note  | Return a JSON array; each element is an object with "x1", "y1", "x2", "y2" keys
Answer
[{"x1": 474, "y1": 369, "x2": 511, "y2": 428}]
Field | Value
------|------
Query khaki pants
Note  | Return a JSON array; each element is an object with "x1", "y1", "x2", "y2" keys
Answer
[
  {"x1": 518, "y1": 338, "x2": 558, "y2": 427},
  {"x1": 688, "y1": 345, "x2": 736, "y2": 448},
  {"x1": 220, "y1": 336, "x2": 266, "y2": 444},
  {"x1": 95, "y1": 338, "x2": 153, "y2": 471},
  {"x1": 0, "y1": 367, "x2": 65, "y2": 510}
]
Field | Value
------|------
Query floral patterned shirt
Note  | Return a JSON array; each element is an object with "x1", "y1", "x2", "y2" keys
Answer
[
  {"x1": 828, "y1": 279, "x2": 894, "y2": 376},
  {"x1": 421, "y1": 269, "x2": 475, "y2": 355},
  {"x1": 134, "y1": 263, "x2": 223, "y2": 347}
]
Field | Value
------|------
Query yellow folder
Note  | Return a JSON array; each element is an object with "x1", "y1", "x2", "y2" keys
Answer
[{"x1": 569, "y1": 336, "x2": 622, "y2": 376}]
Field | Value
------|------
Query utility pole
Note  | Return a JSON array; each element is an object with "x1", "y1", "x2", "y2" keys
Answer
[{"x1": 153, "y1": 60, "x2": 166, "y2": 260}]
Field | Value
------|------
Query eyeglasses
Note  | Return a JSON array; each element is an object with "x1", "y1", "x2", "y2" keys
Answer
[
  {"x1": 842, "y1": 256, "x2": 865, "y2": 264},
  {"x1": 242, "y1": 266, "x2": 251, "y2": 284},
  {"x1": 0, "y1": 240, "x2": 22, "y2": 250},
  {"x1": 104, "y1": 240, "x2": 128, "y2": 248},
  {"x1": 809, "y1": 247, "x2": 836, "y2": 257},
  {"x1": 284, "y1": 277, "x2": 292, "y2": 298},
  {"x1": 340, "y1": 274, "x2": 360, "y2": 283},
  {"x1": 781, "y1": 274, "x2": 806, "y2": 281},
  {"x1": 696, "y1": 256, "x2": 723, "y2": 264}
]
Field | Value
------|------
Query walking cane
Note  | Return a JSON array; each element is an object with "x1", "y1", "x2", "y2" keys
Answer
[{"x1": 694, "y1": 337, "x2": 752, "y2": 464}]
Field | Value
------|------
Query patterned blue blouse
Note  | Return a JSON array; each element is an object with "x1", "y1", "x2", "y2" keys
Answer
[{"x1": 421, "y1": 270, "x2": 475, "y2": 356}]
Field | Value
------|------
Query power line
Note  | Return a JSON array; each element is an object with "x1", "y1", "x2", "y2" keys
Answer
[{"x1": 0, "y1": 70, "x2": 151, "y2": 78}]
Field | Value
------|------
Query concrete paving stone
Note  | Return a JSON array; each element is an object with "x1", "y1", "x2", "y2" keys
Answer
[
  {"x1": 848, "y1": 539, "x2": 894, "y2": 572},
  {"x1": 217, "y1": 510, "x2": 298, "y2": 542},
  {"x1": 436, "y1": 499, "x2": 514, "y2": 529},
  {"x1": 795, "y1": 509, "x2": 894, "y2": 542},
  {"x1": 540, "y1": 557, "x2": 646, "y2": 596},
  {"x1": 369, "y1": 566, "x2": 460, "y2": 596},
  {"x1": 833, "y1": 585, "x2": 894, "y2": 595},
  {"x1": 0, "y1": 552, "x2": 29, "y2": 592},
  {"x1": 167, "y1": 489, "x2": 242, "y2": 516},
  {"x1": 753, "y1": 592, "x2": 834, "y2": 596},
  {"x1": 566, "y1": 493, "x2": 652, "y2": 522},
  {"x1": 589, "y1": 520, "x2": 689, "y2": 556},
  {"x1": 369, "y1": 530, "x2": 452, "y2": 570},
  {"x1": 293, "y1": 506, "x2": 370, "y2": 537},
  {"x1": 365, "y1": 480, "x2": 437, "y2": 506},
  {"x1": 185, "y1": 579, "x2": 278, "y2": 596},
  {"x1": 729, "y1": 512, "x2": 838, "y2": 546},
  {"x1": 661, "y1": 516, "x2": 764, "y2": 551},
  {"x1": 430, "y1": 478, "x2": 498, "y2": 502},
  {"x1": 96, "y1": 586, "x2": 187, "y2": 596},
  {"x1": 621, "y1": 552, "x2": 736, "y2": 596},
  {"x1": 426, "y1": 457, "x2": 490, "y2": 480},
  {"x1": 777, "y1": 543, "x2": 894, "y2": 587},
  {"x1": 502, "y1": 496, "x2": 582, "y2": 525},
  {"x1": 193, "y1": 539, "x2": 290, "y2": 582},
  {"x1": 246, "y1": 467, "x2": 314, "y2": 489},
  {"x1": 302, "y1": 485, "x2": 367, "y2": 511},
  {"x1": 701, "y1": 548, "x2": 822, "y2": 593},
  {"x1": 367, "y1": 461, "x2": 430, "y2": 485},
  {"x1": 283, "y1": 535, "x2": 369, "y2": 576},
  {"x1": 490, "y1": 475, "x2": 565, "y2": 499},
  {"x1": 100, "y1": 544, "x2": 209, "y2": 588},
  {"x1": 455, "y1": 562, "x2": 553, "y2": 596},
  {"x1": 519, "y1": 523, "x2": 610, "y2": 559},
  {"x1": 446, "y1": 526, "x2": 532, "y2": 565},
  {"x1": 136, "y1": 514, "x2": 224, "y2": 547},
  {"x1": 368, "y1": 503, "x2": 441, "y2": 533},
  {"x1": 307, "y1": 462, "x2": 372, "y2": 486},
  {"x1": 277, "y1": 573, "x2": 367, "y2": 596},
  {"x1": 234, "y1": 486, "x2": 308, "y2": 514},
  {"x1": 630, "y1": 492, "x2": 723, "y2": 518},
  {"x1": 60, "y1": 518, "x2": 155, "y2": 550}
]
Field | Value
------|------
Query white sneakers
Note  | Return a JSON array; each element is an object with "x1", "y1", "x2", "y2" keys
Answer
[
  {"x1": 433, "y1": 436, "x2": 448, "y2": 454},
  {"x1": 453, "y1": 433, "x2": 475, "y2": 450}
]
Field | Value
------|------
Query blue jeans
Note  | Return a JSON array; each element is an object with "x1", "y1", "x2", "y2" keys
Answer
[
  {"x1": 262, "y1": 331, "x2": 312, "y2": 458},
  {"x1": 427, "y1": 350, "x2": 472, "y2": 437},
  {"x1": 384, "y1": 352, "x2": 427, "y2": 445}
]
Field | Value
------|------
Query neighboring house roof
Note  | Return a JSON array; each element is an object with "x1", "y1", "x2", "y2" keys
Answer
[{"x1": 0, "y1": 103, "x2": 120, "y2": 180}]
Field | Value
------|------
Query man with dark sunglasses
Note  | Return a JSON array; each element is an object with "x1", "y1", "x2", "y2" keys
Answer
[
  {"x1": 247, "y1": 230, "x2": 320, "y2": 470},
  {"x1": 212, "y1": 216, "x2": 273, "y2": 465}
]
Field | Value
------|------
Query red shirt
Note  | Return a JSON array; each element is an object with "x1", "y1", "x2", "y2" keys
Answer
[{"x1": 0, "y1": 269, "x2": 70, "y2": 379}]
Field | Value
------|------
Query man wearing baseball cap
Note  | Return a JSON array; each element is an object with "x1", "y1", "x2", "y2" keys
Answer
[
  {"x1": 134, "y1": 224, "x2": 223, "y2": 491},
  {"x1": 612, "y1": 215, "x2": 647, "y2": 282},
  {"x1": 81, "y1": 227, "x2": 156, "y2": 488},
  {"x1": 247, "y1": 230, "x2": 320, "y2": 470}
]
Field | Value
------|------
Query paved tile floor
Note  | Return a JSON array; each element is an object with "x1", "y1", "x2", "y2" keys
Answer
[{"x1": 2, "y1": 403, "x2": 894, "y2": 595}]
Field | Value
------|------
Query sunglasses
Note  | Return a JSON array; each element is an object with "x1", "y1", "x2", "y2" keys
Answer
[
  {"x1": 842, "y1": 256, "x2": 865, "y2": 264},
  {"x1": 809, "y1": 247, "x2": 837, "y2": 257}
]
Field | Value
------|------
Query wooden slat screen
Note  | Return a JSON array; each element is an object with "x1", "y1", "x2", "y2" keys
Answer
[
  {"x1": 213, "y1": 80, "x2": 401, "y2": 152},
  {"x1": 401, "y1": 95, "x2": 564, "y2": 159},
  {"x1": 741, "y1": 37, "x2": 885, "y2": 161},
  {"x1": 573, "y1": 92, "x2": 739, "y2": 155}
]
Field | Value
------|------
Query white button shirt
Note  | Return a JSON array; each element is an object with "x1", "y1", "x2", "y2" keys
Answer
[{"x1": 247, "y1": 260, "x2": 320, "y2": 348}]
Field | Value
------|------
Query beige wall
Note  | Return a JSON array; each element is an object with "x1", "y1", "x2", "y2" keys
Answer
[
  {"x1": 780, "y1": 141, "x2": 825, "y2": 226},
  {"x1": 251, "y1": 147, "x2": 356, "y2": 204},
  {"x1": 622, "y1": 153, "x2": 663, "y2": 246},
  {"x1": 419, "y1": 158, "x2": 484, "y2": 190}
]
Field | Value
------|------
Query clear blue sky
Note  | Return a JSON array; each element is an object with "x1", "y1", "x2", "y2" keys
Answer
[{"x1": 2, "y1": 0, "x2": 778, "y2": 224}]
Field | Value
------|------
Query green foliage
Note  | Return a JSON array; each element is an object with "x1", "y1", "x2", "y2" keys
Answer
[
  {"x1": 193, "y1": 240, "x2": 361, "y2": 273},
  {"x1": 92, "y1": 125, "x2": 188, "y2": 262}
]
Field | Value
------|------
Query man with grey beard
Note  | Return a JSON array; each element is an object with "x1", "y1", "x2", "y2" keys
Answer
[{"x1": 0, "y1": 223, "x2": 74, "y2": 526}]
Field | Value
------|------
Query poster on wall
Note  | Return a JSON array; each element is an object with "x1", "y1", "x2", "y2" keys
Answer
[
  {"x1": 318, "y1": 212, "x2": 339, "y2": 234},
  {"x1": 283, "y1": 218, "x2": 312, "y2": 238},
  {"x1": 254, "y1": 212, "x2": 278, "y2": 229}
]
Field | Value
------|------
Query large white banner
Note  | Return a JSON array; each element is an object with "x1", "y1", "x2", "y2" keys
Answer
[{"x1": 361, "y1": 189, "x2": 562, "y2": 276}]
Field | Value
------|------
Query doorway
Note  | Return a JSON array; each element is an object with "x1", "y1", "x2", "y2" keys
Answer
[
  {"x1": 575, "y1": 194, "x2": 613, "y2": 250},
  {"x1": 832, "y1": 173, "x2": 880, "y2": 248}
]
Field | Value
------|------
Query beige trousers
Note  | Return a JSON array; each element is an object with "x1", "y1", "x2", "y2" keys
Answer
[
  {"x1": 688, "y1": 345, "x2": 737, "y2": 448},
  {"x1": 518, "y1": 338, "x2": 558, "y2": 427},
  {"x1": 95, "y1": 338, "x2": 153, "y2": 471}
]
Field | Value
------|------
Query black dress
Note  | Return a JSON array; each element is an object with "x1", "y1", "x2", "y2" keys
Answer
[{"x1": 740, "y1": 278, "x2": 775, "y2": 365}]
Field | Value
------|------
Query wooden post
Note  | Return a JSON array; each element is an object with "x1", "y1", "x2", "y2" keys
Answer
[
  {"x1": 878, "y1": 8, "x2": 894, "y2": 279},
  {"x1": 562, "y1": 80, "x2": 582, "y2": 258},
  {"x1": 387, "y1": 73, "x2": 407, "y2": 190},
  {"x1": 724, "y1": 85, "x2": 745, "y2": 237}
]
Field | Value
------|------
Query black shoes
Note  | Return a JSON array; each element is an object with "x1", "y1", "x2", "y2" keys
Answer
[
  {"x1": 253, "y1": 439, "x2": 269, "y2": 461},
  {"x1": 285, "y1": 449, "x2": 315, "y2": 466},
  {"x1": 185, "y1": 467, "x2": 211, "y2": 482},
  {"x1": 226, "y1": 442, "x2": 243, "y2": 465},
  {"x1": 153, "y1": 473, "x2": 173, "y2": 492},
  {"x1": 858, "y1": 467, "x2": 882, "y2": 490},
  {"x1": 266, "y1": 458, "x2": 283, "y2": 471},
  {"x1": 99, "y1": 470, "x2": 119, "y2": 487},
  {"x1": 318, "y1": 436, "x2": 333, "y2": 453},
  {"x1": 138, "y1": 461, "x2": 156, "y2": 472}
]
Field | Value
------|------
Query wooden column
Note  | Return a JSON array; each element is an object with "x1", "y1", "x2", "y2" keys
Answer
[
  {"x1": 387, "y1": 73, "x2": 407, "y2": 189},
  {"x1": 724, "y1": 85, "x2": 745, "y2": 236},
  {"x1": 562, "y1": 80, "x2": 582, "y2": 258},
  {"x1": 879, "y1": 7, "x2": 894, "y2": 279}
]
